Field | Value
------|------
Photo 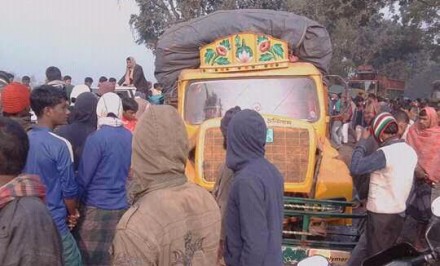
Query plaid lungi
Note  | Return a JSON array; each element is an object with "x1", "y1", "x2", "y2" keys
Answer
[
  {"x1": 74, "y1": 206, "x2": 126, "y2": 266},
  {"x1": 406, "y1": 180, "x2": 432, "y2": 223}
]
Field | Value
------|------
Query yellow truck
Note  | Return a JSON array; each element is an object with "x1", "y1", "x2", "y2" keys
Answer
[{"x1": 155, "y1": 10, "x2": 362, "y2": 264}]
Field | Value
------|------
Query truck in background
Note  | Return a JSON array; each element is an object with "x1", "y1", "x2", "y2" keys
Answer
[{"x1": 349, "y1": 65, "x2": 405, "y2": 99}]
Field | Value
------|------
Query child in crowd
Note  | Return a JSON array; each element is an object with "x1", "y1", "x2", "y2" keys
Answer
[
  {"x1": 148, "y1": 82, "x2": 164, "y2": 105},
  {"x1": 122, "y1": 97, "x2": 139, "y2": 132}
]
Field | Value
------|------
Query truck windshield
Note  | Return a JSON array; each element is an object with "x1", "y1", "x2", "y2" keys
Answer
[{"x1": 184, "y1": 77, "x2": 319, "y2": 125}]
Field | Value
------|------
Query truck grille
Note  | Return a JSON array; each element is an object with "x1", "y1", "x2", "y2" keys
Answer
[{"x1": 203, "y1": 127, "x2": 309, "y2": 183}]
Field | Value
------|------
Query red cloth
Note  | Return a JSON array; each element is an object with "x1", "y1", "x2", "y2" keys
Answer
[
  {"x1": 1, "y1": 82, "x2": 30, "y2": 114},
  {"x1": 122, "y1": 117, "x2": 137, "y2": 133},
  {"x1": 407, "y1": 107, "x2": 440, "y2": 182}
]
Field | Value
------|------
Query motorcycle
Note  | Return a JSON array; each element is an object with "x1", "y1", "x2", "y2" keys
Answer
[{"x1": 362, "y1": 197, "x2": 440, "y2": 266}]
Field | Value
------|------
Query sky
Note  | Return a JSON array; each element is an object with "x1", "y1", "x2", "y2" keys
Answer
[{"x1": 0, "y1": 0, "x2": 155, "y2": 86}]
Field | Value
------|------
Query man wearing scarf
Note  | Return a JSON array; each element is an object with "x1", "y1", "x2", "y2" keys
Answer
[
  {"x1": 118, "y1": 56, "x2": 151, "y2": 97},
  {"x1": 75, "y1": 92, "x2": 132, "y2": 266},
  {"x1": 348, "y1": 113, "x2": 417, "y2": 265},
  {"x1": 112, "y1": 105, "x2": 220, "y2": 266},
  {"x1": 0, "y1": 117, "x2": 63, "y2": 265}
]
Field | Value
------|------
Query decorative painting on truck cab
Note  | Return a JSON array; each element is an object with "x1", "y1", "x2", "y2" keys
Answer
[{"x1": 200, "y1": 33, "x2": 289, "y2": 72}]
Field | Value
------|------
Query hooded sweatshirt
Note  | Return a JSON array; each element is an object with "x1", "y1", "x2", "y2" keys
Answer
[
  {"x1": 224, "y1": 109, "x2": 284, "y2": 266},
  {"x1": 56, "y1": 92, "x2": 98, "y2": 171},
  {"x1": 112, "y1": 105, "x2": 220, "y2": 266}
]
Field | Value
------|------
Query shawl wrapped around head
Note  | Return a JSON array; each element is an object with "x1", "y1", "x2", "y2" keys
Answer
[
  {"x1": 124, "y1": 57, "x2": 136, "y2": 85},
  {"x1": 407, "y1": 107, "x2": 440, "y2": 183}
]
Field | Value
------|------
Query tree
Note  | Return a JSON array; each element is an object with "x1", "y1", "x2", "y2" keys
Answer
[
  {"x1": 129, "y1": 0, "x2": 438, "y2": 96},
  {"x1": 129, "y1": 0, "x2": 286, "y2": 49}
]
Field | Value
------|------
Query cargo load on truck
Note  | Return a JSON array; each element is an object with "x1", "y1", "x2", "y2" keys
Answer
[{"x1": 155, "y1": 9, "x2": 332, "y2": 95}]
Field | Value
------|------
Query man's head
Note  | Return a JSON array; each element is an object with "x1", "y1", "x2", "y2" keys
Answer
[
  {"x1": 109, "y1": 77, "x2": 117, "y2": 85},
  {"x1": 364, "y1": 101, "x2": 380, "y2": 126},
  {"x1": 30, "y1": 85, "x2": 69, "y2": 128},
  {"x1": 392, "y1": 109, "x2": 409, "y2": 138},
  {"x1": 1, "y1": 83, "x2": 31, "y2": 130},
  {"x1": 63, "y1": 75, "x2": 72, "y2": 85},
  {"x1": 0, "y1": 71, "x2": 14, "y2": 84},
  {"x1": 131, "y1": 105, "x2": 188, "y2": 193},
  {"x1": 371, "y1": 112, "x2": 399, "y2": 143},
  {"x1": 21, "y1": 76, "x2": 31, "y2": 86},
  {"x1": 45, "y1": 66, "x2": 62, "y2": 82},
  {"x1": 84, "y1": 77, "x2": 93, "y2": 88},
  {"x1": 220, "y1": 106, "x2": 241, "y2": 149},
  {"x1": 98, "y1": 76, "x2": 108, "y2": 85},
  {"x1": 226, "y1": 109, "x2": 267, "y2": 171},
  {"x1": 122, "y1": 97, "x2": 139, "y2": 121},
  {"x1": 0, "y1": 117, "x2": 29, "y2": 176},
  {"x1": 150, "y1": 83, "x2": 163, "y2": 96},
  {"x1": 126, "y1": 57, "x2": 135, "y2": 69}
]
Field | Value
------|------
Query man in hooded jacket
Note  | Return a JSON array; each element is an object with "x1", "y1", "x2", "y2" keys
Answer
[
  {"x1": 56, "y1": 92, "x2": 98, "y2": 172},
  {"x1": 111, "y1": 105, "x2": 220, "y2": 266},
  {"x1": 224, "y1": 109, "x2": 284, "y2": 266}
]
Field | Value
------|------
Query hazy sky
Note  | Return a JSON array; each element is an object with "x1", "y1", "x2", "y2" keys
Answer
[{"x1": 0, "y1": 0, "x2": 155, "y2": 86}]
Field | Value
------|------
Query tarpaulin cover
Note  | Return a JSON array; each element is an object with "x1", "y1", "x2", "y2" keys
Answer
[{"x1": 154, "y1": 9, "x2": 332, "y2": 95}]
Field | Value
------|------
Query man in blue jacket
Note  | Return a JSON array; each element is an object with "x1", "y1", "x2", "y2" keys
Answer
[
  {"x1": 224, "y1": 109, "x2": 284, "y2": 266},
  {"x1": 24, "y1": 85, "x2": 81, "y2": 266}
]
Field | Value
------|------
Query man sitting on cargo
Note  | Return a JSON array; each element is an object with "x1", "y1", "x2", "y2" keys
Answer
[{"x1": 348, "y1": 113, "x2": 417, "y2": 265}]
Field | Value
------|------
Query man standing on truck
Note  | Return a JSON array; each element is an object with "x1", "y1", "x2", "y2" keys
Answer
[
  {"x1": 348, "y1": 113, "x2": 417, "y2": 264},
  {"x1": 224, "y1": 109, "x2": 284, "y2": 266}
]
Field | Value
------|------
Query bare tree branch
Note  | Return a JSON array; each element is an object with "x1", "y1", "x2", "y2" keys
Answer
[{"x1": 167, "y1": 0, "x2": 181, "y2": 19}]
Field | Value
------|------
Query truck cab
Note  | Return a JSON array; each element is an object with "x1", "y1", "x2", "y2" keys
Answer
[{"x1": 176, "y1": 33, "x2": 352, "y2": 202}]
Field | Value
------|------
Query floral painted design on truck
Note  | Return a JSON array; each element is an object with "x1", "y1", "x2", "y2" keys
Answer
[
  {"x1": 257, "y1": 35, "x2": 285, "y2": 62},
  {"x1": 204, "y1": 39, "x2": 231, "y2": 65},
  {"x1": 235, "y1": 35, "x2": 253, "y2": 63}
]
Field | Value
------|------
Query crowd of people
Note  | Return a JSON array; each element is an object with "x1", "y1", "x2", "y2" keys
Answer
[
  {"x1": 328, "y1": 91, "x2": 440, "y2": 265},
  {"x1": 0, "y1": 62, "x2": 285, "y2": 266},
  {"x1": 1, "y1": 61, "x2": 440, "y2": 266}
]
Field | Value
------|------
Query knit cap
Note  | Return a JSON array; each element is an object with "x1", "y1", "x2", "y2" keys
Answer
[
  {"x1": 1, "y1": 82, "x2": 30, "y2": 114},
  {"x1": 371, "y1": 112, "x2": 397, "y2": 142}
]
